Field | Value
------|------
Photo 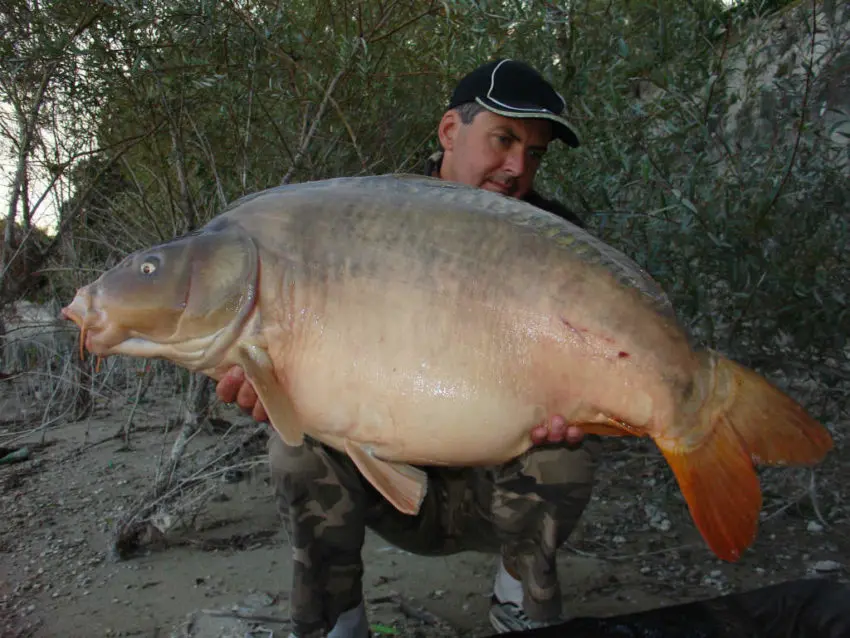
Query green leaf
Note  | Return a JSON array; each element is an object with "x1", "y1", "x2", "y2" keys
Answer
[
  {"x1": 680, "y1": 197, "x2": 698, "y2": 214},
  {"x1": 370, "y1": 624, "x2": 399, "y2": 635}
]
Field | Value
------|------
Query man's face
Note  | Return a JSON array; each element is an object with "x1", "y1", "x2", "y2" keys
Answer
[{"x1": 437, "y1": 108, "x2": 553, "y2": 199}]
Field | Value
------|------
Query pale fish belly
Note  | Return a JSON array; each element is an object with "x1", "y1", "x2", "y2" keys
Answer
[
  {"x1": 299, "y1": 373, "x2": 545, "y2": 467},
  {"x1": 271, "y1": 286, "x2": 567, "y2": 466},
  {"x1": 285, "y1": 325, "x2": 664, "y2": 466}
]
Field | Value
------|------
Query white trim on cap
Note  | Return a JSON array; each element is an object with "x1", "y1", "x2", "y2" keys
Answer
[
  {"x1": 486, "y1": 58, "x2": 568, "y2": 114},
  {"x1": 474, "y1": 97, "x2": 581, "y2": 145}
]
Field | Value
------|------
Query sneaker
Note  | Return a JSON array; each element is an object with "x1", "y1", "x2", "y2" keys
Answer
[
  {"x1": 488, "y1": 596, "x2": 563, "y2": 633},
  {"x1": 287, "y1": 601, "x2": 369, "y2": 638},
  {"x1": 328, "y1": 601, "x2": 369, "y2": 638}
]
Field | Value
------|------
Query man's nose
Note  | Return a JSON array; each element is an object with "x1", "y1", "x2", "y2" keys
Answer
[{"x1": 502, "y1": 147, "x2": 527, "y2": 176}]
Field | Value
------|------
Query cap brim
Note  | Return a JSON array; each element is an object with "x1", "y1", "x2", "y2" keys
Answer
[{"x1": 475, "y1": 97, "x2": 581, "y2": 148}]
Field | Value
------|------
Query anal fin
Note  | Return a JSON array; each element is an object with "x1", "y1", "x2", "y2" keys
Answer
[
  {"x1": 576, "y1": 416, "x2": 647, "y2": 438},
  {"x1": 237, "y1": 344, "x2": 304, "y2": 447},
  {"x1": 344, "y1": 439, "x2": 427, "y2": 516}
]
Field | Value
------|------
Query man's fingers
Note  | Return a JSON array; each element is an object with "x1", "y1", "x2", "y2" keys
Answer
[
  {"x1": 215, "y1": 366, "x2": 245, "y2": 403},
  {"x1": 530, "y1": 424, "x2": 549, "y2": 445},
  {"x1": 548, "y1": 415, "x2": 566, "y2": 440},
  {"x1": 236, "y1": 379, "x2": 259, "y2": 412},
  {"x1": 565, "y1": 425, "x2": 585, "y2": 445},
  {"x1": 215, "y1": 366, "x2": 269, "y2": 423},
  {"x1": 530, "y1": 415, "x2": 587, "y2": 446},
  {"x1": 252, "y1": 402, "x2": 269, "y2": 423}
]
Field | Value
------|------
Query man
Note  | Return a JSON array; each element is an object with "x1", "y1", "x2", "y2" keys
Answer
[{"x1": 216, "y1": 59, "x2": 602, "y2": 637}]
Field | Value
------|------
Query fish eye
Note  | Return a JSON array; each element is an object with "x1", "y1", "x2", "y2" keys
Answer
[{"x1": 140, "y1": 256, "x2": 160, "y2": 276}]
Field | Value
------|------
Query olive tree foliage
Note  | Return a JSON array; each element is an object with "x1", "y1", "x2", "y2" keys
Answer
[
  {"x1": 0, "y1": 1, "x2": 148, "y2": 298},
  {"x1": 0, "y1": 1, "x2": 136, "y2": 419},
  {"x1": 3, "y1": 0, "x2": 848, "y2": 407},
  {"x1": 52, "y1": 0, "x2": 460, "y2": 264},
  {"x1": 534, "y1": 0, "x2": 849, "y2": 400}
]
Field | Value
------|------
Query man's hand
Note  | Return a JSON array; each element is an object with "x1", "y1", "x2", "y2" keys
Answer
[
  {"x1": 215, "y1": 366, "x2": 268, "y2": 423},
  {"x1": 530, "y1": 414, "x2": 584, "y2": 446}
]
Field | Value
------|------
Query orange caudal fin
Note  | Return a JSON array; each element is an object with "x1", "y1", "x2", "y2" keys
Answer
[
  {"x1": 657, "y1": 422, "x2": 762, "y2": 562},
  {"x1": 656, "y1": 351, "x2": 833, "y2": 562},
  {"x1": 708, "y1": 355, "x2": 834, "y2": 466}
]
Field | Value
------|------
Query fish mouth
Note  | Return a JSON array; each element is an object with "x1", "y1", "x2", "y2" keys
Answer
[
  {"x1": 61, "y1": 302, "x2": 88, "y2": 360},
  {"x1": 61, "y1": 294, "x2": 238, "y2": 370},
  {"x1": 61, "y1": 295, "x2": 110, "y2": 359}
]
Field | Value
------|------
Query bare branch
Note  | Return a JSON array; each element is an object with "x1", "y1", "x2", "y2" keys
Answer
[{"x1": 280, "y1": 42, "x2": 362, "y2": 185}]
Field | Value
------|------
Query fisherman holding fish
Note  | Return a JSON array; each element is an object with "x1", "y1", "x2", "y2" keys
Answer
[
  {"x1": 61, "y1": 56, "x2": 832, "y2": 638},
  {"x1": 217, "y1": 59, "x2": 602, "y2": 637}
]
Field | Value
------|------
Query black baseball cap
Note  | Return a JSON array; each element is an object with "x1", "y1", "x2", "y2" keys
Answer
[{"x1": 448, "y1": 59, "x2": 580, "y2": 148}]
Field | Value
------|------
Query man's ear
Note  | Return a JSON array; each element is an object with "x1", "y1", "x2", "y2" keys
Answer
[{"x1": 437, "y1": 110, "x2": 461, "y2": 152}]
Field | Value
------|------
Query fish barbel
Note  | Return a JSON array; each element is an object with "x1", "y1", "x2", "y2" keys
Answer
[{"x1": 61, "y1": 174, "x2": 833, "y2": 562}]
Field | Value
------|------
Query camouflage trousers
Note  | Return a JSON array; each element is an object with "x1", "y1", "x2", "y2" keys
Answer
[{"x1": 268, "y1": 432, "x2": 602, "y2": 638}]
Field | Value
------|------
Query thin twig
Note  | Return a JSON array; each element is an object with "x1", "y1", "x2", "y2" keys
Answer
[
  {"x1": 369, "y1": 4, "x2": 442, "y2": 43},
  {"x1": 200, "y1": 608, "x2": 290, "y2": 625},
  {"x1": 119, "y1": 370, "x2": 147, "y2": 447},
  {"x1": 725, "y1": 270, "x2": 767, "y2": 347},
  {"x1": 280, "y1": 44, "x2": 361, "y2": 185},
  {"x1": 187, "y1": 114, "x2": 227, "y2": 209},
  {"x1": 702, "y1": 14, "x2": 733, "y2": 125},
  {"x1": 761, "y1": 487, "x2": 812, "y2": 523},
  {"x1": 565, "y1": 542, "x2": 699, "y2": 561},
  {"x1": 326, "y1": 92, "x2": 367, "y2": 170},
  {"x1": 754, "y1": 0, "x2": 817, "y2": 227},
  {"x1": 808, "y1": 470, "x2": 829, "y2": 528},
  {"x1": 242, "y1": 44, "x2": 259, "y2": 192}
]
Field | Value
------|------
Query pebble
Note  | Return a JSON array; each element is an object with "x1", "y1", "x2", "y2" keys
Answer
[
  {"x1": 643, "y1": 504, "x2": 673, "y2": 532},
  {"x1": 807, "y1": 521, "x2": 824, "y2": 533},
  {"x1": 813, "y1": 560, "x2": 842, "y2": 573},
  {"x1": 242, "y1": 592, "x2": 275, "y2": 607}
]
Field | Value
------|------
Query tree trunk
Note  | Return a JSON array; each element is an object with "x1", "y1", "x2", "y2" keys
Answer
[{"x1": 1, "y1": 68, "x2": 52, "y2": 305}]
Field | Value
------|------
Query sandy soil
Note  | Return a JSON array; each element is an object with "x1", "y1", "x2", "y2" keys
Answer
[{"x1": 0, "y1": 375, "x2": 847, "y2": 638}]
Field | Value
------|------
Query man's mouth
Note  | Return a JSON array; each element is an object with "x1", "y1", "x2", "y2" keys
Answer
[{"x1": 485, "y1": 179, "x2": 516, "y2": 196}]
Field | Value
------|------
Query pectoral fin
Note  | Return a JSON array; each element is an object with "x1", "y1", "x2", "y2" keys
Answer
[
  {"x1": 237, "y1": 344, "x2": 304, "y2": 447},
  {"x1": 344, "y1": 439, "x2": 428, "y2": 516}
]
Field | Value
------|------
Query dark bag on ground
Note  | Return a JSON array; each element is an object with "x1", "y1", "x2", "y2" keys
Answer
[{"x1": 490, "y1": 578, "x2": 850, "y2": 637}]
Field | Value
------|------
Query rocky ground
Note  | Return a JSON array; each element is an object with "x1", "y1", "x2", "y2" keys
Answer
[{"x1": 0, "y1": 370, "x2": 847, "y2": 638}]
